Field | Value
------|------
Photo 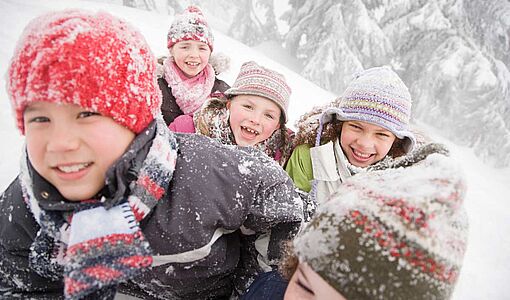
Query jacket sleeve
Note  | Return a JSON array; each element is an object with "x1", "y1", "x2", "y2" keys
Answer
[
  {"x1": 241, "y1": 150, "x2": 304, "y2": 259},
  {"x1": 0, "y1": 178, "x2": 63, "y2": 298},
  {"x1": 285, "y1": 144, "x2": 314, "y2": 193}
]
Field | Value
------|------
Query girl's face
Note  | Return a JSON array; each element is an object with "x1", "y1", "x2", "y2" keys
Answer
[
  {"x1": 284, "y1": 262, "x2": 347, "y2": 300},
  {"x1": 170, "y1": 40, "x2": 211, "y2": 78},
  {"x1": 340, "y1": 120, "x2": 396, "y2": 167},
  {"x1": 24, "y1": 102, "x2": 135, "y2": 201},
  {"x1": 226, "y1": 95, "x2": 281, "y2": 147}
]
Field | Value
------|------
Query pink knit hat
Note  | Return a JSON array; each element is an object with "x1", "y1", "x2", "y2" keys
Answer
[
  {"x1": 7, "y1": 10, "x2": 161, "y2": 134},
  {"x1": 225, "y1": 61, "x2": 292, "y2": 123},
  {"x1": 167, "y1": 6, "x2": 214, "y2": 51}
]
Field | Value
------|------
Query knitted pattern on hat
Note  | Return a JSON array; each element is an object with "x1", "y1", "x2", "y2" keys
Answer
[
  {"x1": 194, "y1": 96, "x2": 294, "y2": 167},
  {"x1": 293, "y1": 145, "x2": 469, "y2": 300},
  {"x1": 321, "y1": 66, "x2": 416, "y2": 152},
  {"x1": 225, "y1": 61, "x2": 291, "y2": 123},
  {"x1": 7, "y1": 10, "x2": 160, "y2": 134},
  {"x1": 167, "y1": 5, "x2": 214, "y2": 51}
]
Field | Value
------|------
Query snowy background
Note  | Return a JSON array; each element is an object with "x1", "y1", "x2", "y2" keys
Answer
[{"x1": 0, "y1": 0, "x2": 509, "y2": 299}]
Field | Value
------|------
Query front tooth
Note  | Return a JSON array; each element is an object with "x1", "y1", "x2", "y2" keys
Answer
[
  {"x1": 58, "y1": 163, "x2": 88, "y2": 173},
  {"x1": 354, "y1": 150, "x2": 370, "y2": 158}
]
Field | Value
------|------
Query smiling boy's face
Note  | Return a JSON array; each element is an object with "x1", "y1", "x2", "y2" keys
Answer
[{"x1": 24, "y1": 102, "x2": 135, "y2": 201}]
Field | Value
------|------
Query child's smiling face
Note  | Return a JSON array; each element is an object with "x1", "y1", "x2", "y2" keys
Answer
[
  {"x1": 24, "y1": 102, "x2": 135, "y2": 201},
  {"x1": 227, "y1": 95, "x2": 281, "y2": 147},
  {"x1": 170, "y1": 40, "x2": 211, "y2": 78},
  {"x1": 340, "y1": 120, "x2": 396, "y2": 167}
]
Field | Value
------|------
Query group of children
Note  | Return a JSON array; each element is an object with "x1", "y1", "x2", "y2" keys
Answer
[{"x1": 0, "y1": 6, "x2": 469, "y2": 300}]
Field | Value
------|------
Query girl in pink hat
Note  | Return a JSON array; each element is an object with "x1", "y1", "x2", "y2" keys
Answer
[{"x1": 159, "y1": 5, "x2": 230, "y2": 126}]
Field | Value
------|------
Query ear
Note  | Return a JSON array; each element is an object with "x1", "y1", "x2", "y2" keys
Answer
[{"x1": 226, "y1": 99, "x2": 232, "y2": 110}]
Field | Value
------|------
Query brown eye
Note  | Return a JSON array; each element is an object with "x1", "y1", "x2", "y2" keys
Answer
[
  {"x1": 28, "y1": 116, "x2": 49, "y2": 123},
  {"x1": 78, "y1": 111, "x2": 100, "y2": 118}
]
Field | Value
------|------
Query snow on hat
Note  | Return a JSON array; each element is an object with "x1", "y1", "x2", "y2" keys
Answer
[
  {"x1": 167, "y1": 6, "x2": 214, "y2": 51},
  {"x1": 320, "y1": 66, "x2": 416, "y2": 153},
  {"x1": 225, "y1": 61, "x2": 291, "y2": 123},
  {"x1": 7, "y1": 10, "x2": 161, "y2": 134},
  {"x1": 293, "y1": 152, "x2": 469, "y2": 299}
]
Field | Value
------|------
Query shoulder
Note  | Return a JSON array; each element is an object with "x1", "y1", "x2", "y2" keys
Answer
[{"x1": 175, "y1": 133, "x2": 284, "y2": 179}]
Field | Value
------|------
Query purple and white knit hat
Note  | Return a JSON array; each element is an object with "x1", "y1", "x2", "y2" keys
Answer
[
  {"x1": 320, "y1": 66, "x2": 416, "y2": 153},
  {"x1": 225, "y1": 61, "x2": 292, "y2": 123},
  {"x1": 167, "y1": 6, "x2": 214, "y2": 51}
]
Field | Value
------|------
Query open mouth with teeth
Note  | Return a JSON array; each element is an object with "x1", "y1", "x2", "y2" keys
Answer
[
  {"x1": 55, "y1": 162, "x2": 92, "y2": 173},
  {"x1": 186, "y1": 61, "x2": 200, "y2": 67},
  {"x1": 351, "y1": 148, "x2": 374, "y2": 161},
  {"x1": 241, "y1": 126, "x2": 259, "y2": 136}
]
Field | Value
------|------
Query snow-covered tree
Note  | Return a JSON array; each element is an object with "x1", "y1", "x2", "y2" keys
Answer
[
  {"x1": 227, "y1": 0, "x2": 280, "y2": 46},
  {"x1": 283, "y1": 0, "x2": 392, "y2": 94},
  {"x1": 283, "y1": 0, "x2": 510, "y2": 167}
]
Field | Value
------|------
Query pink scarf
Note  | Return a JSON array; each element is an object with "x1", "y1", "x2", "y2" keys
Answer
[{"x1": 163, "y1": 57, "x2": 215, "y2": 115}]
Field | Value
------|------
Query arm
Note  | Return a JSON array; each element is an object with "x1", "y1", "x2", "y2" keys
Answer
[
  {"x1": 285, "y1": 144, "x2": 314, "y2": 193},
  {"x1": 0, "y1": 178, "x2": 63, "y2": 298}
]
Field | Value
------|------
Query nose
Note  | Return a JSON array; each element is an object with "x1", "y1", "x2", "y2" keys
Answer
[
  {"x1": 355, "y1": 133, "x2": 374, "y2": 150},
  {"x1": 249, "y1": 111, "x2": 262, "y2": 125},
  {"x1": 189, "y1": 46, "x2": 199, "y2": 57},
  {"x1": 46, "y1": 124, "x2": 80, "y2": 152}
]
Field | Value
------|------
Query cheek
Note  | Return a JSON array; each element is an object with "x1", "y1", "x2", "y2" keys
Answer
[
  {"x1": 200, "y1": 52, "x2": 210, "y2": 63},
  {"x1": 25, "y1": 133, "x2": 45, "y2": 168}
]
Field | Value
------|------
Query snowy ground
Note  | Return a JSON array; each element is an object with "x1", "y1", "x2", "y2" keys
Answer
[{"x1": 0, "y1": 0, "x2": 509, "y2": 299}]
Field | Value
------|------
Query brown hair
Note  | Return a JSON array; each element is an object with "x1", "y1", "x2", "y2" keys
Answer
[{"x1": 278, "y1": 240, "x2": 299, "y2": 280}]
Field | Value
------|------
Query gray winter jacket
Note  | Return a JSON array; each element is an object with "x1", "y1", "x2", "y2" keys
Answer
[{"x1": 0, "y1": 126, "x2": 303, "y2": 299}]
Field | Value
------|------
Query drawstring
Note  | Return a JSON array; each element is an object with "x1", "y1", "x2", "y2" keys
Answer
[{"x1": 308, "y1": 113, "x2": 327, "y2": 208}]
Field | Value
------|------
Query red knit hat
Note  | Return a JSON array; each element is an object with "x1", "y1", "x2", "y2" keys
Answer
[
  {"x1": 7, "y1": 10, "x2": 161, "y2": 134},
  {"x1": 167, "y1": 6, "x2": 214, "y2": 51}
]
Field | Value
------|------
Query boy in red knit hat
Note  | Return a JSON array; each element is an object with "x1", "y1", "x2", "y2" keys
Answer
[{"x1": 0, "y1": 10, "x2": 303, "y2": 299}]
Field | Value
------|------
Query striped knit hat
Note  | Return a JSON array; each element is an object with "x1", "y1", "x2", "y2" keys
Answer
[
  {"x1": 7, "y1": 10, "x2": 161, "y2": 134},
  {"x1": 167, "y1": 5, "x2": 214, "y2": 51},
  {"x1": 293, "y1": 150, "x2": 469, "y2": 299},
  {"x1": 225, "y1": 61, "x2": 291, "y2": 123},
  {"x1": 320, "y1": 66, "x2": 416, "y2": 153}
]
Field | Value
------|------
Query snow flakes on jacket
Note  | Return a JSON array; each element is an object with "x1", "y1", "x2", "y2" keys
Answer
[{"x1": 0, "y1": 121, "x2": 304, "y2": 299}]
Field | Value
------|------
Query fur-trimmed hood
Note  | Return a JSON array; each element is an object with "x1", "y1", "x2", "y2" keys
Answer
[
  {"x1": 194, "y1": 96, "x2": 295, "y2": 166},
  {"x1": 293, "y1": 98, "x2": 428, "y2": 158}
]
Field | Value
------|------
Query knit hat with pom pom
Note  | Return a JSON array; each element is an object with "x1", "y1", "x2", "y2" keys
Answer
[
  {"x1": 167, "y1": 6, "x2": 214, "y2": 51},
  {"x1": 7, "y1": 10, "x2": 161, "y2": 134}
]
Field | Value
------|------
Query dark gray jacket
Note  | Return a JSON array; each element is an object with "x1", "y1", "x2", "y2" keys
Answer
[{"x1": 0, "y1": 131, "x2": 303, "y2": 299}]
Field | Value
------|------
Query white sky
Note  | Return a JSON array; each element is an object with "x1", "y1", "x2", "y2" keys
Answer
[{"x1": 0, "y1": 1, "x2": 509, "y2": 299}]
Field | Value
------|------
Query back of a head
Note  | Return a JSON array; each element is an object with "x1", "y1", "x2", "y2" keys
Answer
[
  {"x1": 293, "y1": 152, "x2": 469, "y2": 299},
  {"x1": 7, "y1": 9, "x2": 161, "y2": 134}
]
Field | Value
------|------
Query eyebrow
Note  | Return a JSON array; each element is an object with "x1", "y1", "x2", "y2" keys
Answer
[
  {"x1": 23, "y1": 105, "x2": 42, "y2": 114},
  {"x1": 297, "y1": 267, "x2": 315, "y2": 295}
]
